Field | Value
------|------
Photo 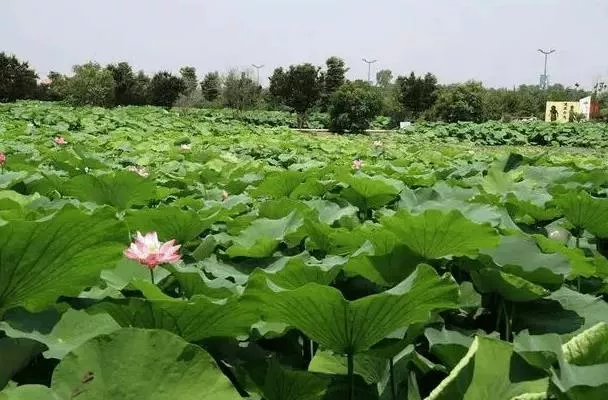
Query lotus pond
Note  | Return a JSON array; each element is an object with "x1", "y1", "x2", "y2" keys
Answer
[{"x1": 1, "y1": 102, "x2": 608, "y2": 399}]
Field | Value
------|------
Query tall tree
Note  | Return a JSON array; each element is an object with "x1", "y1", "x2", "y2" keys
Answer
[
  {"x1": 149, "y1": 71, "x2": 186, "y2": 108},
  {"x1": 396, "y1": 72, "x2": 438, "y2": 120},
  {"x1": 0, "y1": 52, "x2": 38, "y2": 102},
  {"x1": 106, "y1": 62, "x2": 136, "y2": 106},
  {"x1": 179, "y1": 66, "x2": 198, "y2": 95},
  {"x1": 269, "y1": 64, "x2": 322, "y2": 127},
  {"x1": 321, "y1": 57, "x2": 348, "y2": 109},
  {"x1": 222, "y1": 70, "x2": 261, "y2": 111},
  {"x1": 66, "y1": 62, "x2": 115, "y2": 107},
  {"x1": 201, "y1": 72, "x2": 221, "y2": 102},
  {"x1": 131, "y1": 70, "x2": 151, "y2": 105},
  {"x1": 376, "y1": 69, "x2": 393, "y2": 88},
  {"x1": 430, "y1": 81, "x2": 485, "y2": 122},
  {"x1": 328, "y1": 81, "x2": 383, "y2": 134}
]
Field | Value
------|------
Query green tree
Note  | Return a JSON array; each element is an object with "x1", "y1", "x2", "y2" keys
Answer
[
  {"x1": 66, "y1": 62, "x2": 115, "y2": 107},
  {"x1": 222, "y1": 70, "x2": 262, "y2": 111},
  {"x1": 396, "y1": 72, "x2": 438, "y2": 120},
  {"x1": 376, "y1": 69, "x2": 393, "y2": 88},
  {"x1": 201, "y1": 72, "x2": 221, "y2": 102},
  {"x1": 431, "y1": 81, "x2": 485, "y2": 122},
  {"x1": 130, "y1": 70, "x2": 151, "y2": 105},
  {"x1": 106, "y1": 62, "x2": 137, "y2": 106},
  {"x1": 179, "y1": 66, "x2": 198, "y2": 96},
  {"x1": 328, "y1": 80, "x2": 383, "y2": 133},
  {"x1": 320, "y1": 57, "x2": 348, "y2": 109},
  {"x1": 269, "y1": 64, "x2": 322, "y2": 127},
  {"x1": 0, "y1": 52, "x2": 38, "y2": 102},
  {"x1": 148, "y1": 71, "x2": 186, "y2": 108}
]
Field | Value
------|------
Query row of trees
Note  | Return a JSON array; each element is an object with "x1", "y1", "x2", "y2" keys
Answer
[{"x1": 2, "y1": 52, "x2": 606, "y2": 129}]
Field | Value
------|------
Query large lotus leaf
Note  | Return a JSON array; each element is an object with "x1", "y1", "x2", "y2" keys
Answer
[
  {"x1": 249, "y1": 264, "x2": 459, "y2": 354},
  {"x1": 562, "y1": 322, "x2": 608, "y2": 366},
  {"x1": 50, "y1": 328, "x2": 242, "y2": 399},
  {"x1": 304, "y1": 221, "x2": 394, "y2": 256},
  {"x1": 0, "y1": 308, "x2": 120, "y2": 360},
  {"x1": 0, "y1": 385, "x2": 61, "y2": 400},
  {"x1": 426, "y1": 336, "x2": 549, "y2": 400},
  {"x1": 515, "y1": 287, "x2": 608, "y2": 339},
  {"x1": 125, "y1": 207, "x2": 211, "y2": 244},
  {"x1": 226, "y1": 212, "x2": 303, "y2": 258},
  {"x1": 0, "y1": 207, "x2": 127, "y2": 315},
  {"x1": 470, "y1": 268, "x2": 550, "y2": 302},
  {"x1": 425, "y1": 328, "x2": 474, "y2": 369},
  {"x1": 89, "y1": 292, "x2": 258, "y2": 342},
  {"x1": 344, "y1": 244, "x2": 423, "y2": 286},
  {"x1": 513, "y1": 330, "x2": 563, "y2": 371},
  {"x1": 0, "y1": 171, "x2": 29, "y2": 189},
  {"x1": 479, "y1": 235, "x2": 570, "y2": 289},
  {"x1": 304, "y1": 199, "x2": 358, "y2": 225},
  {"x1": 163, "y1": 264, "x2": 239, "y2": 299},
  {"x1": 380, "y1": 209, "x2": 499, "y2": 259},
  {"x1": 340, "y1": 173, "x2": 404, "y2": 210},
  {"x1": 64, "y1": 171, "x2": 157, "y2": 209},
  {"x1": 533, "y1": 235, "x2": 596, "y2": 279},
  {"x1": 556, "y1": 191, "x2": 608, "y2": 238},
  {"x1": 253, "y1": 170, "x2": 305, "y2": 198}
]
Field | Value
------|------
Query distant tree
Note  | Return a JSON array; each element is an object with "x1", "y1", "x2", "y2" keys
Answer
[
  {"x1": 106, "y1": 62, "x2": 137, "y2": 106},
  {"x1": 430, "y1": 81, "x2": 485, "y2": 122},
  {"x1": 201, "y1": 71, "x2": 221, "y2": 102},
  {"x1": 179, "y1": 66, "x2": 198, "y2": 95},
  {"x1": 66, "y1": 62, "x2": 115, "y2": 107},
  {"x1": 376, "y1": 69, "x2": 393, "y2": 88},
  {"x1": 328, "y1": 80, "x2": 383, "y2": 134},
  {"x1": 40, "y1": 71, "x2": 69, "y2": 101},
  {"x1": 130, "y1": 70, "x2": 151, "y2": 105},
  {"x1": 0, "y1": 52, "x2": 38, "y2": 102},
  {"x1": 222, "y1": 70, "x2": 261, "y2": 111},
  {"x1": 396, "y1": 72, "x2": 438, "y2": 120},
  {"x1": 320, "y1": 57, "x2": 348, "y2": 109},
  {"x1": 269, "y1": 63, "x2": 322, "y2": 127},
  {"x1": 148, "y1": 71, "x2": 186, "y2": 108}
]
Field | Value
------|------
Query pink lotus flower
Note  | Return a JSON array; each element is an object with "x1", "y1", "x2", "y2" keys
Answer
[
  {"x1": 221, "y1": 190, "x2": 229, "y2": 201},
  {"x1": 124, "y1": 231, "x2": 181, "y2": 270},
  {"x1": 180, "y1": 144, "x2": 191, "y2": 151},
  {"x1": 0, "y1": 152, "x2": 5, "y2": 166},
  {"x1": 127, "y1": 165, "x2": 149, "y2": 177},
  {"x1": 54, "y1": 136, "x2": 67, "y2": 145},
  {"x1": 352, "y1": 159, "x2": 363, "y2": 170}
]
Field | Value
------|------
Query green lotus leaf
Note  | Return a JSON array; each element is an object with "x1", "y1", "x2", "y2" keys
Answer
[
  {"x1": 381, "y1": 209, "x2": 499, "y2": 259},
  {"x1": 0, "y1": 337, "x2": 43, "y2": 391},
  {"x1": 0, "y1": 385, "x2": 61, "y2": 400},
  {"x1": 0, "y1": 207, "x2": 127, "y2": 315},
  {"x1": 562, "y1": 322, "x2": 608, "y2": 366},
  {"x1": 556, "y1": 191, "x2": 608, "y2": 238},
  {"x1": 256, "y1": 359, "x2": 332, "y2": 400},
  {"x1": 340, "y1": 173, "x2": 404, "y2": 210},
  {"x1": 425, "y1": 328, "x2": 474, "y2": 369},
  {"x1": 249, "y1": 264, "x2": 459, "y2": 354},
  {"x1": 253, "y1": 170, "x2": 305, "y2": 198},
  {"x1": 125, "y1": 207, "x2": 212, "y2": 244},
  {"x1": 470, "y1": 268, "x2": 550, "y2": 302},
  {"x1": 64, "y1": 171, "x2": 157, "y2": 209},
  {"x1": 50, "y1": 328, "x2": 242, "y2": 399},
  {"x1": 427, "y1": 336, "x2": 549, "y2": 400},
  {"x1": 0, "y1": 308, "x2": 120, "y2": 359}
]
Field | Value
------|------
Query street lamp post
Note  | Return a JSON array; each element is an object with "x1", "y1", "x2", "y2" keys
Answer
[
  {"x1": 362, "y1": 58, "x2": 377, "y2": 84},
  {"x1": 251, "y1": 64, "x2": 264, "y2": 85},
  {"x1": 538, "y1": 49, "x2": 555, "y2": 89}
]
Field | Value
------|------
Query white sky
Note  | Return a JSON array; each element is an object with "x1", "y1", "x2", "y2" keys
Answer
[{"x1": 3, "y1": 0, "x2": 608, "y2": 88}]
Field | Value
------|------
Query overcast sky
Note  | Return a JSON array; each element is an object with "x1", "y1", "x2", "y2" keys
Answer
[{"x1": 3, "y1": 0, "x2": 608, "y2": 88}]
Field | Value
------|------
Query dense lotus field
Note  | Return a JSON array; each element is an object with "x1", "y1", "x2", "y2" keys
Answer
[{"x1": 1, "y1": 102, "x2": 608, "y2": 399}]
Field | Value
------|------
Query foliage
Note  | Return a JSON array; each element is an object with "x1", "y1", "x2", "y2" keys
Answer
[
  {"x1": 222, "y1": 70, "x2": 262, "y2": 111},
  {"x1": 106, "y1": 62, "x2": 137, "y2": 106},
  {"x1": 396, "y1": 72, "x2": 438, "y2": 120},
  {"x1": 0, "y1": 102, "x2": 607, "y2": 399},
  {"x1": 328, "y1": 81, "x2": 383, "y2": 133},
  {"x1": 0, "y1": 52, "x2": 38, "y2": 103},
  {"x1": 269, "y1": 64, "x2": 322, "y2": 127},
  {"x1": 179, "y1": 66, "x2": 198, "y2": 96},
  {"x1": 65, "y1": 62, "x2": 116, "y2": 107},
  {"x1": 430, "y1": 81, "x2": 485, "y2": 122},
  {"x1": 376, "y1": 69, "x2": 394, "y2": 88},
  {"x1": 201, "y1": 71, "x2": 222, "y2": 102},
  {"x1": 320, "y1": 57, "x2": 348, "y2": 110},
  {"x1": 148, "y1": 71, "x2": 186, "y2": 108}
]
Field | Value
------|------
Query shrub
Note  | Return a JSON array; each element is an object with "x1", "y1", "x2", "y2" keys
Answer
[
  {"x1": 149, "y1": 72, "x2": 186, "y2": 108},
  {"x1": 65, "y1": 62, "x2": 116, "y2": 107},
  {"x1": 328, "y1": 81, "x2": 383, "y2": 133}
]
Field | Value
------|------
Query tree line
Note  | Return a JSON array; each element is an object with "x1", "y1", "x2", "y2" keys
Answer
[{"x1": 1, "y1": 52, "x2": 606, "y2": 132}]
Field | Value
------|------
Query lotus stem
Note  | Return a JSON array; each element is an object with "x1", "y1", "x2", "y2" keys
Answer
[
  {"x1": 495, "y1": 294, "x2": 503, "y2": 333},
  {"x1": 150, "y1": 268, "x2": 155, "y2": 284},
  {"x1": 347, "y1": 352, "x2": 355, "y2": 400},
  {"x1": 503, "y1": 299, "x2": 512, "y2": 341},
  {"x1": 390, "y1": 358, "x2": 397, "y2": 400}
]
